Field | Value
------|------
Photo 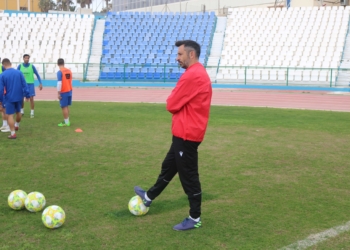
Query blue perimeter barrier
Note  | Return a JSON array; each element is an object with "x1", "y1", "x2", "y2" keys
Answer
[{"x1": 39, "y1": 80, "x2": 350, "y2": 92}]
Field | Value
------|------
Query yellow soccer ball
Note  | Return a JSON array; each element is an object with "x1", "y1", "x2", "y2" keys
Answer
[
  {"x1": 42, "y1": 205, "x2": 66, "y2": 229},
  {"x1": 25, "y1": 192, "x2": 46, "y2": 212},
  {"x1": 128, "y1": 195, "x2": 149, "y2": 216},
  {"x1": 8, "y1": 190, "x2": 27, "y2": 210}
]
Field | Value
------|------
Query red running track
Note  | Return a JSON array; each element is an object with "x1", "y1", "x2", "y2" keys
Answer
[{"x1": 35, "y1": 87, "x2": 350, "y2": 112}]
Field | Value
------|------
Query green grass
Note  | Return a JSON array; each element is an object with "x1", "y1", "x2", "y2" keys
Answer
[{"x1": 1, "y1": 101, "x2": 350, "y2": 249}]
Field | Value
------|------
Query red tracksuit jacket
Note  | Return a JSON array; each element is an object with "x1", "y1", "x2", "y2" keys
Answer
[{"x1": 166, "y1": 62, "x2": 212, "y2": 142}]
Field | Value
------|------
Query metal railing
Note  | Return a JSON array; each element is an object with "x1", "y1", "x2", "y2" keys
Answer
[
  {"x1": 12, "y1": 63, "x2": 350, "y2": 88},
  {"x1": 211, "y1": 66, "x2": 350, "y2": 87},
  {"x1": 12, "y1": 63, "x2": 89, "y2": 81}
]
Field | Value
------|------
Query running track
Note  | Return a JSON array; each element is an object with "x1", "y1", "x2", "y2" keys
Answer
[{"x1": 36, "y1": 87, "x2": 350, "y2": 112}]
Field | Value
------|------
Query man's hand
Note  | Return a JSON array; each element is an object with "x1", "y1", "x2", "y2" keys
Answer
[
  {"x1": 58, "y1": 94, "x2": 62, "y2": 100},
  {"x1": 39, "y1": 83, "x2": 43, "y2": 91}
]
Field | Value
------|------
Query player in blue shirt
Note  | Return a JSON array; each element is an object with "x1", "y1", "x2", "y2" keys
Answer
[
  {"x1": 0, "y1": 62, "x2": 7, "y2": 131},
  {"x1": 0, "y1": 58, "x2": 30, "y2": 139},
  {"x1": 17, "y1": 54, "x2": 43, "y2": 118}
]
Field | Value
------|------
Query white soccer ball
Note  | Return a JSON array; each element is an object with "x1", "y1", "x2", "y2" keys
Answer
[
  {"x1": 8, "y1": 190, "x2": 28, "y2": 210},
  {"x1": 42, "y1": 205, "x2": 66, "y2": 229},
  {"x1": 128, "y1": 195, "x2": 149, "y2": 216},
  {"x1": 25, "y1": 192, "x2": 46, "y2": 212}
]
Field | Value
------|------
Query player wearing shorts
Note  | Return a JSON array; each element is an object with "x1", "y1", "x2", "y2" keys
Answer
[
  {"x1": 56, "y1": 58, "x2": 73, "y2": 127},
  {"x1": 17, "y1": 54, "x2": 43, "y2": 118},
  {"x1": 0, "y1": 58, "x2": 30, "y2": 139}
]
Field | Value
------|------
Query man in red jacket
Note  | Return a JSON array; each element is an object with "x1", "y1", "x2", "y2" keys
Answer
[{"x1": 134, "y1": 40, "x2": 212, "y2": 231}]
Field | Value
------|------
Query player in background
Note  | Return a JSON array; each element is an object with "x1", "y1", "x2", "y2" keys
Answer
[
  {"x1": 0, "y1": 59, "x2": 8, "y2": 131},
  {"x1": 56, "y1": 58, "x2": 73, "y2": 127},
  {"x1": 17, "y1": 54, "x2": 43, "y2": 118},
  {"x1": 0, "y1": 58, "x2": 30, "y2": 139}
]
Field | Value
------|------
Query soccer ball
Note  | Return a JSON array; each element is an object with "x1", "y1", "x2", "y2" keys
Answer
[
  {"x1": 128, "y1": 195, "x2": 149, "y2": 216},
  {"x1": 42, "y1": 205, "x2": 66, "y2": 229},
  {"x1": 8, "y1": 190, "x2": 28, "y2": 210},
  {"x1": 25, "y1": 192, "x2": 46, "y2": 212}
]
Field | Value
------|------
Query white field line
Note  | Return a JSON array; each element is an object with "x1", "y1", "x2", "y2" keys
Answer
[{"x1": 279, "y1": 221, "x2": 350, "y2": 250}]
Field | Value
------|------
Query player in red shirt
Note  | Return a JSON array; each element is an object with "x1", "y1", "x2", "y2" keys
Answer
[{"x1": 134, "y1": 40, "x2": 212, "y2": 231}]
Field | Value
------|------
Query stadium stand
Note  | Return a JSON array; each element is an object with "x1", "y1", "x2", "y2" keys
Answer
[
  {"x1": 99, "y1": 11, "x2": 216, "y2": 81},
  {"x1": 0, "y1": 12, "x2": 94, "y2": 79},
  {"x1": 206, "y1": 16, "x2": 227, "y2": 81},
  {"x1": 216, "y1": 6, "x2": 350, "y2": 86},
  {"x1": 1, "y1": 7, "x2": 349, "y2": 87}
]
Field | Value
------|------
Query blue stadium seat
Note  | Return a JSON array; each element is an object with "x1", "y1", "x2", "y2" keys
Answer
[
  {"x1": 138, "y1": 58, "x2": 146, "y2": 64},
  {"x1": 169, "y1": 73, "x2": 177, "y2": 80},
  {"x1": 107, "y1": 72, "x2": 114, "y2": 80},
  {"x1": 153, "y1": 73, "x2": 161, "y2": 79},
  {"x1": 100, "y1": 72, "x2": 107, "y2": 80},
  {"x1": 129, "y1": 73, "x2": 137, "y2": 79},
  {"x1": 146, "y1": 73, "x2": 153, "y2": 79},
  {"x1": 137, "y1": 73, "x2": 145, "y2": 79},
  {"x1": 115, "y1": 72, "x2": 123, "y2": 80}
]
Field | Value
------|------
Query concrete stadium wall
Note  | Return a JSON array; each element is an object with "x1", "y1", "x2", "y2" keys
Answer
[
  {"x1": 123, "y1": 0, "x2": 276, "y2": 14},
  {"x1": 119, "y1": 0, "x2": 344, "y2": 13}
]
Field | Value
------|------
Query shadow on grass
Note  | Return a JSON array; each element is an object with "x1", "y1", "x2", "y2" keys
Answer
[{"x1": 105, "y1": 192, "x2": 217, "y2": 219}]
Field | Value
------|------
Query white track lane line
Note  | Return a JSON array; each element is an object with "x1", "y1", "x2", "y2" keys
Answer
[{"x1": 279, "y1": 221, "x2": 350, "y2": 250}]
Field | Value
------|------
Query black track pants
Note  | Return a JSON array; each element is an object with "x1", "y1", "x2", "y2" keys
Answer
[{"x1": 147, "y1": 136, "x2": 202, "y2": 218}]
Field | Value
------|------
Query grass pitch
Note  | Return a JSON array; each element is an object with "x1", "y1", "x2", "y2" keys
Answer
[{"x1": 0, "y1": 101, "x2": 350, "y2": 249}]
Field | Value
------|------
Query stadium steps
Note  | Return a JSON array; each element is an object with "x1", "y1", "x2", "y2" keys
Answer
[
  {"x1": 86, "y1": 19, "x2": 105, "y2": 81},
  {"x1": 337, "y1": 37, "x2": 350, "y2": 87},
  {"x1": 206, "y1": 16, "x2": 227, "y2": 81}
]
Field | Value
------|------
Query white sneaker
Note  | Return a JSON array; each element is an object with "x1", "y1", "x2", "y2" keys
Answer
[
  {"x1": 1, "y1": 126, "x2": 11, "y2": 132},
  {"x1": 0, "y1": 125, "x2": 8, "y2": 130}
]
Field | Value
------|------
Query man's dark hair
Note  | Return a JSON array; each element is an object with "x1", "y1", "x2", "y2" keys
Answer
[
  {"x1": 57, "y1": 58, "x2": 65, "y2": 66},
  {"x1": 2, "y1": 58, "x2": 11, "y2": 66},
  {"x1": 23, "y1": 54, "x2": 30, "y2": 58},
  {"x1": 175, "y1": 40, "x2": 201, "y2": 58}
]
